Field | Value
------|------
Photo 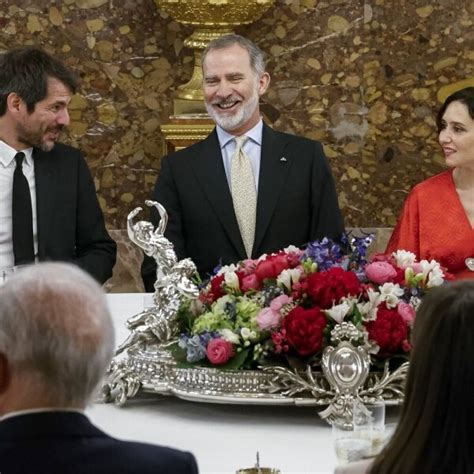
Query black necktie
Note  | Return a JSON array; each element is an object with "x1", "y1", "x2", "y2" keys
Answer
[{"x1": 12, "y1": 152, "x2": 35, "y2": 265}]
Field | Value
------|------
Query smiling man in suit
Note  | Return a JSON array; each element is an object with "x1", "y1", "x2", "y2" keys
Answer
[
  {"x1": 0, "y1": 47, "x2": 116, "y2": 284},
  {"x1": 142, "y1": 34, "x2": 344, "y2": 289},
  {"x1": 0, "y1": 262, "x2": 198, "y2": 474}
]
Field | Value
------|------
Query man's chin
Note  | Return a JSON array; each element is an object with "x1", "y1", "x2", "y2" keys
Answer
[
  {"x1": 38, "y1": 140, "x2": 56, "y2": 152},
  {"x1": 208, "y1": 110, "x2": 245, "y2": 132}
]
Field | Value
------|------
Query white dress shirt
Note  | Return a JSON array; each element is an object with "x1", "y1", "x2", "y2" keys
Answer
[
  {"x1": 0, "y1": 140, "x2": 38, "y2": 270},
  {"x1": 216, "y1": 119, "x2": 263, "y2": 191}
]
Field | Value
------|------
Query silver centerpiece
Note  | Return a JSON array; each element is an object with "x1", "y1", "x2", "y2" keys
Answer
[{"x1": 102, "y1": 203, "x2": 407, "y2": 423}]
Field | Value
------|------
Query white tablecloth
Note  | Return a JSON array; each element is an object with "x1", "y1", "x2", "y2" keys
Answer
[{"x1": 87, "y1": 294, "x2": 397, "y2": 474}]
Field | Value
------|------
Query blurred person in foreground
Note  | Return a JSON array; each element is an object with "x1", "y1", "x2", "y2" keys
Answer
[
  {"x1": 335, "y1": 280, "x2": 474, "y2": 474},
  {"x1": 0, "y1": 262, "x2": 198, "y2": 474},
  {"x1": 386, "y1": 87, "x2": 474, "y2": 279},
  {"x1": 142, "y1": 34, "x2": 344, "y2": 289},
  {"x1": 0, "y1": 47, "x2": 116, "y2": 283}
]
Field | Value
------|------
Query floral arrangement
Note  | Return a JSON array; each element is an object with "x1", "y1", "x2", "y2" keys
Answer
[{"x1": 175, "y1": 235, "x2": 447, "y2": 370}]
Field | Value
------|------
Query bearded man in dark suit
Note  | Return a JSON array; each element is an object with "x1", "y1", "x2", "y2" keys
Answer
[
  {"x1": 142, "y1": 34, "x2": 344, "y2": 290},
  {"x1": 0, "y1": 47, "x2": 115, "y2": 284},
  {"x1": 0, "y1": 262, "x2": 198, "y2": 474}
]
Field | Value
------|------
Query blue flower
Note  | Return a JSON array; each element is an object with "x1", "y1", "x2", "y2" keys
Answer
[
  {"x1": 303, "y1": 237, "x2": 344, "y2": 270},
  {"x1": 179, "y1": 334, "x2": 208, "y2": 362}
]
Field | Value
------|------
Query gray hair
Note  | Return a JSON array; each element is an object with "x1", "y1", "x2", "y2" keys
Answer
[
  {"x1": 202, "y1": 34, "x2": 267, "y2": 76},
  {"x1": 0, "y1": 263, "x2": 114, "y2": 407}
]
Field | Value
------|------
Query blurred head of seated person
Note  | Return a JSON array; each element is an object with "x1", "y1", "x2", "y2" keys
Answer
[
  {"x1": 0, "y1": 262, "x2": 198, "y2": 474},
  {"x1": 335, "y1": 280, "x2": 474, "y2": 474},
  {"x1": 386, "y1": 87, "x2": 474, "y2": 279}
]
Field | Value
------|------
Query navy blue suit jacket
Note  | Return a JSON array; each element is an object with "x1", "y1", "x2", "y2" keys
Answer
[
  {"x1": 0, "y1": 411, "x2": 198, "y2": 474},
  {"x1": 142, "y1": 124, "x2": 344, "y2": 289},
  {"x1": 33, "y1": 143, "x2": 116, "y2": 284}
]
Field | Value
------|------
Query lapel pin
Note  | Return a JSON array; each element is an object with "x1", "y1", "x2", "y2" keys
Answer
[{"x1": 280, "y1": 157, "x2": 287, "y2": 162}]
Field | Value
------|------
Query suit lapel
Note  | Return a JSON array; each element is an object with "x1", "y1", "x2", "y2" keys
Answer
[
  {"x1": 190, "y1": 131, "x2": 246, "y2": 258},
  {"x1": 33, "y1": 147, "x2": 57, "y2": 258},
  {"x1": 253, "y1": 124, "x2": 291, "y2": 254}
]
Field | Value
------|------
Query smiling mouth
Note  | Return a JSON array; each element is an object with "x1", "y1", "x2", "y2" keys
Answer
[
  {"x1": 214, "y1": 100, "x2": 241, "y2": 111},
  {"x1": 443, "y1": 147, "x2": 456, "y2": 156},
  {"x1": 46, "y1": 128, "x2": 62, "y2": 140}
]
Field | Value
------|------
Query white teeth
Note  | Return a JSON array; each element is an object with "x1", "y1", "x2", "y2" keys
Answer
[{"x1": 216, "y1": 101, "x2": 238, "y2": 109}]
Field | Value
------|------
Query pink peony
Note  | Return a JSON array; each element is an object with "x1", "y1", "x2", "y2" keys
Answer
[
  {"x1": 240, "y1": 259, "x2": 257, "y2": 275},
  {"x1": 256, "y1": 307, "x2": 281, "y2": 331},
  {"x1": 206, "y1": 338, "x2": 235, "y2": 365},
  {"x1": 365, "y1": 261, "x2": 398, "y2": 284},
  {"x1": 241, "y1": 273, "x2": 260, "y2": 292},
  {"x1": 397, "y1": 302, "x2": 416, "y2": 326},
  {"x1": 270, "y1": 294, "x2": 292, "y2": 311}
]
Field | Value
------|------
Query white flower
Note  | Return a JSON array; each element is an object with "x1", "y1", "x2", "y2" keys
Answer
[
  {"x1": 257, "y1": 253, "x2": 268, "y2": 262},
  {"x1": 277, "y1": 268, "x2": 302, "y2": 291},
  {"x1": 419, "y1": 260, "x2": 445, "y2": 288},
  {"x1": 358, "y1": 288, "x2": 383, "y2": 321},
  {"x1": 217, "y1": 263, "x2": 237, "y2": 276},
  {"x1": 240, "y1": 327, "x2": 257, "y2": 341},
  {"x1": 220, "y1": 328, "x2": 240, "y2": 345},
  {"x1": 325, "y1": 301, "x2": 351, "y2": 324},
  {"x1": 283, "y1": 245, "x2": 300, "y2": 254},
  {"x1": 392, "y1": 250, "x2": 417, "y2": 267},
  {"x1": 224, "y1": 271, "x2": 240, "y2": 290},
  {"x1": 379, "y1": 283, "x2": 404, "y2": 308}
]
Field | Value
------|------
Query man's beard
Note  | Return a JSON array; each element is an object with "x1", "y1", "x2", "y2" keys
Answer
[
  {"x1": 205, "y1": 86, "x2": 260, "y2": 133},
  {"x1": 15, "y1": 122, "x2": 62, "y2": 152}
]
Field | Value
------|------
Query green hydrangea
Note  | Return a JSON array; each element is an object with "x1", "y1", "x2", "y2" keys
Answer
[
  {"x1": 192, "y1": 310, "x2": 233, "y2": 333},
  {"x1": 235, "y1": 296, "x2": 262, "y2": 334}
]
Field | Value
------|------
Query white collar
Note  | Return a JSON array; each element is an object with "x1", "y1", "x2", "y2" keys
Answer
[
  {"x1": 0, "y1": 140, "x2": 34, "y2": 168},
  {"x1": 216, "y1": 119, "x2": 263, "y2": 148}
]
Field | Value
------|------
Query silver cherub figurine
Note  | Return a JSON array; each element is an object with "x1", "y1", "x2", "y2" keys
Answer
[{"x1": 115, "y1": 201, "x2": 198, "y2": 355}]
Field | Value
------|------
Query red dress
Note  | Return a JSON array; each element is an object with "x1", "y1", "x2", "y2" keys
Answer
[{"x1": 386, "y1": 170, "x2": 474, "y2": 279}]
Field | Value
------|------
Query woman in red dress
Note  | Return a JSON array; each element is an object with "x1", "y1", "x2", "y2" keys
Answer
[{"x1": 386, "y1": 87, "x2": 474, "y2": 279}]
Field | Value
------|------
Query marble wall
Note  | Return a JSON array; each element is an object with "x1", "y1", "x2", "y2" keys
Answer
[{"x1": 1, "y1": 0, "x2": 472, "y2": 289}]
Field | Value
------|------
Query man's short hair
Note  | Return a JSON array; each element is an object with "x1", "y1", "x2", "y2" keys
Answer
[
  {"x1": 0, "y1": 263, "x2": 114, "y2": 407},
  {"x1": 202, "y1": 34, "x2": 267, "y2": 76},
  {"x1": 0, "y1": 46, "x2": 79, "y2": 116}
]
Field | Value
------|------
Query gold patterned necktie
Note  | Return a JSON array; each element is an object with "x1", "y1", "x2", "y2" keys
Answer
[{"x1": 231, "y1": 135, "x2": 257, "y2": 258}]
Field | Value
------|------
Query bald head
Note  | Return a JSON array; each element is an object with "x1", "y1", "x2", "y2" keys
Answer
[{"x1": 0, "y1": 263, "x2": 114, "y2": 412}]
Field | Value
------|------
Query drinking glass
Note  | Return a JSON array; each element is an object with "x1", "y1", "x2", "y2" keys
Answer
[
  {"x1": 333, "y1": 421, "x2": 372, "y2": 464},
  {"x1": 353, "y1": 400, "x2": 386, "y2": 456}
]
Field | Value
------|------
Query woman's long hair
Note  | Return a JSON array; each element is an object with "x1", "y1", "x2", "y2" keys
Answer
[{"x1": 370, "y1": 281, "x2": 474, "y2": 474}]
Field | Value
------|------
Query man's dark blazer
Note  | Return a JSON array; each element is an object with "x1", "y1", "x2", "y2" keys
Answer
[
  {"x1": 0, "y1": 411, "x2": 198, "y2": 474},
  {"x1": 142, "y1": 123, "x2": 344, "y2": 290},
  {"x1": 33, "y1": 143, "x2": 116, "y2": 283}
]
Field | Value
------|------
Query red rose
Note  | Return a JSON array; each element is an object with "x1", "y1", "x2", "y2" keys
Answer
[
  {"x1": 366, "y1": 304, "x2": 408, "y2": 356},
  {"x1": 255, "y1": 253, "x2": 289, "y2": 281},
  {"x1": 306, "y1": 267, "x2": 361, "y2": 309},
  {"x1": 208, "y1": 273, "x2": 225, "y2": 302},
  {"x1": 206, "y1": 338, "x2": 235, "y2": 365},
  {"x1": 282, "y1": 306, "x2": 327, "y2": 357},
  {"x1": 241, "y1": 273, "x2": 261, "y2": 292}
]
